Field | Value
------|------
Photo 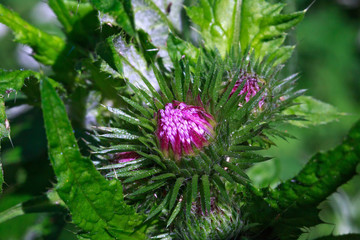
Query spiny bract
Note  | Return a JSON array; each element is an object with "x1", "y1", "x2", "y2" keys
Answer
[{"x1": 91, "y1": 49, "x2": 302, "y2": 237}]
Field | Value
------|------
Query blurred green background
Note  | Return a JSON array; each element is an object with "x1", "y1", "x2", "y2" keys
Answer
[{"x1": 0, "y1": 0, "x2": 359, "y2": 239}]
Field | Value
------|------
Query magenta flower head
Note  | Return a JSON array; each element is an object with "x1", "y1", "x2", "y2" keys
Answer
[
  {"x1": 230, "y1": 71, "x2": 265, "y2": 108},
  {"x1": 114, "y1": 151, "x2": 140, "y2": 163},
  {"x1": 156, "y1": 101, "x2": 215, "y2": 160}
]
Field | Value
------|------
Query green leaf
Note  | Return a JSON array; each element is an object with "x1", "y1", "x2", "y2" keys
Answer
[
  {"x1": 186, "y1": 0, "x2": 304, "y2": 63},
  {"x1": 0, "y1": 99, "x2": 9, "y2": 143},
  {"x1": 124, "y1": 168, "x2": 162, "y2": 183},
  {"x1": 137, "y1": 152, "x2": 166, "y2": 169},
  {"x1": 314, "y1": 234, "x2": 360, "y2": 240},
  {"x1": 167, "y1": 33, "x2": 199, "y2": 64},
  {"x1": 48, "y1": 0, "x2": 74, "y2": 33},
  {"x1": 0, "y1": 190, "x2": 66, "y2": 224},
  {"x1": 222, "y1": 162, "x2": 250, "y2": 182},
  {"x1": 271, "y1": 119, "x2": 360, "y2": 208},
  {"x1": 201, "y1": 175, "x2": 211, "y2": 214},
  {"x1": 191, "y1": 174, "x2": 199, "y2": 201},
  {"x1": 95, "y1": 144, "x2": 145, "y2": 154},
  {"x1": 121, "y1": 95, "x2": 153, "y2": 119},
  {"x1": 101, "y1": 35, "x2": 161, "y2": 101},
  {"x1": 146, "y1": 192, "x2": 170, "y2": 221},
  {"x1": 174, "y1": 60, "x2": 183, "y2": 101},
  {"x1": 0, "y1": 69, "x2": 41, "y2": 193},
  {"x1": 90, "y1": 0, "x2": 135, "y2": 36},
  {"x1": 98, "y1": 158, "x2": 147, "y2": 170},
  {"x1": 105, "y1": 105, "x2": 154, "y2": 131},
  {"x1": 167, "y1": 200, "x2": 182, "y2": 227},
  {"x1": 183, "y1": 61, "x2": 191, "y2": 98},
  {"x1": 216, "y1": 68, "x2": 242, "y2": 110},
  {"x1": 185, "y1": 182, "x2": 193, "y2": 219},
  {"x1": 0, "y1": 100, "x2": 4, "y2": 193},
  {"x1": 0, "y1": 4, "x2": 65, "y2": 65},
  {"x1": 192, "y1": 56, "x2": 202, "y2": 98},
  {"x1": 130, "y1": 181, "x2": 166, "y2": 196},
  {"x1": 212, "y1": 174, "x2": 229, "y2": 201},
  {"x1": 95, "y1": 126, "x2": 140, "y2": 140},
  {"x1": 152, "y1": 64, "x2": 174, "y2": 102},
  {"x1": 40, "y1": 77, "x2": 146, "y2": 240},
  {"x1": 0, "y1": 157, "x2": 3, "y2": 194},
  {"x1": 283, "y1": 96, "x2": 345, "y2": 127},
  {"x1": 131, "y1": 0, "x2": 180, "y2": 65},
  {"x1": 214, "y1": 164, "x2": 235, "y2": 184},
  {"x1": 264, "y1": 119, "x2": 360, "y2": 238},
  {"x1": 141, "y1": 0, "x2": 176, "y2": 33},
  {"x1": 0, "y1": 69, "x2": 40, "y2": 94},
  {"x1": 151, "y1": 173, "x2": 176, "y2": 181},
  {"x1": 169, "y1": 177, "x2": 185, "y2": 211},
  {"x1": 96, "y1": 36, "x2": 124, "y2": 74}
]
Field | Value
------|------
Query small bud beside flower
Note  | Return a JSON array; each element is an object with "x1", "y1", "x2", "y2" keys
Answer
[{"x1": 230, "y1": 71, "x2": 265, "y2": 108}]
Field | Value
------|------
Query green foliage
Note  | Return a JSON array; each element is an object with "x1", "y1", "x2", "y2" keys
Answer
[
  {"x1": 0, "y1": 100, "x2": 8, "y2": 144},
  {"x1": 0, "y1": 161, "x2": 2, "y2": 193},
  {"x1": 186, "y1": 0, "x2": 305, "y2": 64},
  {"x1": 0, "y1": 0, "x2": 358, "y2": 239},
  {"x1": 48, "y1": 0, "x2": 74, "y2": 33},
  {"x1": 0, "y1": 4, "x2": 65, "y2": 65},
  {"x1": 0, "y1": 105, "x2": 3, "y2": 193},
  {"x1": 90, "y1": 0, "x2": 135, "y2": 36},
  {"x1": 0, "y1": 69, "x2": 40, "y2": 94},
  {"x1": 284, "y1": 96, "x2": 345, "y2": 127},
  {"x1": 314, "y1": 234, "x2": 360, "y2": 240},
  {"x1": 94, "y1": 44, "x2": 301, "y2": 234},
  {"x1": 0, "y1": 190, "x2": 65, "y2": 224},
  {"x1": 0, "y1": 69, "x2": 39, "y2": 193},
  {"x1": 174, "y1": 203, "x2": 243, "y2": 240},
  {"x1": 271, "y1": 119, "x2": 360, "y2": 237},
  {"x1": 167, "y1": 33, "x2": 200, "y2": 64},
  {"x1": 245, "y1": 119, "x2": 360, "y2": 239},
  {"x1": 40, "y1": 78, "x2": 146, "y2": 239}
]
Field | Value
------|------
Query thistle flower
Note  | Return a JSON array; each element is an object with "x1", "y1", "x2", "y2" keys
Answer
[
  {"x1": 114, "y1": 151, "x2": 140, "y2": 163},
  {"x1": 156, "y1": 101, "x2": 215, "y2": 160},
  {"x1": 94, "y1": 50, "x2": 301, "y2": 230},
  {"x1": 230, "y1": 71, "x2": 265, "y2": 108},
  {"x1": 175, "y1": 203, "x2": 243, "y2": 240}
]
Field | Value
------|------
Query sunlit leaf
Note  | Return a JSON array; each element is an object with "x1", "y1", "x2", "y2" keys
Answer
[
  {"x1": 186, "y1": 0, "x2": 305, "y2": 63},
  {"x1": 283, "y1": 96, "x2": 345, "y2": 127},
  {"x1": 90, "y1": 0, "x2": 135, "y2": 36},
  {"x1": 41, "y1": 77, "x2": 146, "y2": 239},
  {"x1": 0, "y1": 4, "x2": 65, "y2": 65},
  {"x1": 0, "y1": 69, "x2": 40, "y2": 94},
  {"x1": 248, "y1": 119, "x2": 360, "y2": 239}
]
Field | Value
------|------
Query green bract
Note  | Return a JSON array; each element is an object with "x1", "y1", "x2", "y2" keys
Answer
[{"x1": 92, "y1": 47, "x2": 302, "y2": 234}]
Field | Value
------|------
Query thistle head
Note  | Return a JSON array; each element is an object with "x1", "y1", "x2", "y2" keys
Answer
[
  {"x1": 94, "y1": 49, "x2": 301, "y2": 232},
  {"x1": 174, "y1": 203, "x2": 243, "y2": 240},
  {"x1": 156, "y1": 101, "x2": 215, "y2": 160},
  {"x1": 230, "y1": 71, "x2": 265, "y2": 108}
]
